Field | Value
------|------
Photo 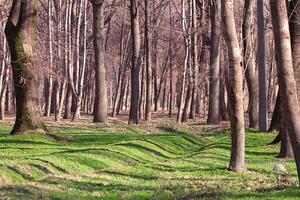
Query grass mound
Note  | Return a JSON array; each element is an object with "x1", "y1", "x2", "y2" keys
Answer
[{"x1": 0, "y1": 123, "x2": 298, "y2": 199}]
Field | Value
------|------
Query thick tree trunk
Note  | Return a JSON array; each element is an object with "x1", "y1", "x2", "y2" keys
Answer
[
  {"x1": 128, "y1": 0, "x2": 141, "y2": 124},
  {"x1": 207, "y1": 0, "x2": 221, "y2": 124},
  {"x1": 270, "y1": 0, "x2": 300, "y2": 146},
  {"x1": 243, "y1": 0, "x2": 259, "y2": 129},
  {"x1": 5, "y1": 0, "x2": 46, "y2": 135},
  {"x1": 222, "y1": 0, "x2": 246, "y2": 173},
  {"x1": 90, "y1": 0, "x2": 108, "y2": 123},
  {"x1": 270, "y1": 0, "x2": 300, "y2": 183}
]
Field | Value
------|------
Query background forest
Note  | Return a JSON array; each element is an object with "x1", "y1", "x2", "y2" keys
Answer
[{"x1": 0, "y1": 0, "x2": 300, "y2": 199}]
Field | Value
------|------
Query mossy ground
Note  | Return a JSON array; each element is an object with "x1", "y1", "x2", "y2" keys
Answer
[{"x1": 0, "y1": 116, "x2": 299, "y2": 199}]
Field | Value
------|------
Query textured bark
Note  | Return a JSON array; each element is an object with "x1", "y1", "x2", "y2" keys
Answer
[
  {"x1": 270, "y1": 0, "x2": 300, "y2": 182},
  {"x1": 128, "y1": 0, "x2": 141, "y2": 124},
  {"x1": 90, "y1": 0, "x2": 108, "y2": 123},
  {"x1": 222, "y1": 0, "x2": 246, "y2": 173},
  {"x1": 207, "y1": 0, "x2": 221, "y2": 124},
  {"x1": 243, "y1": 0, "x2": 259, "y2": 129},
  {"x1": 5, "y1": 0, "x2": 46, "y2": 135}
]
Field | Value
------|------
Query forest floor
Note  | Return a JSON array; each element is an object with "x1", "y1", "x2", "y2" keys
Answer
[{"x1": 0, "y1": 113, "x2": 299, "y2": 199}]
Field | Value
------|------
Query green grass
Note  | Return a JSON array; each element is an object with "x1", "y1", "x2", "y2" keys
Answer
[{"x1": 0, "y1": 122, "x2": 299, "y2": 199}]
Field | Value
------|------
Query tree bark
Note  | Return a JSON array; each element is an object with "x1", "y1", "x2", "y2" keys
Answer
[
  {"x1": 128, "y1": 0, "x2": 141, "y2": 124},
  {"x1": 145, "y1": 0, "x2": 152, "y2": 122},
  {"x1": 45, "y1": 0, "x2": 54, "y2": 118},
  {"x1": 243, "y1": 0, "x2": 259, "y2": 129},
  {"x1": 270, "y1": 0, "x2": 300, "y2": 183},
  {"x1": 207, "y1": 0, "x2": 221, "y2": 124},
  {"x1": 189, "y1": 0, "x2": 199, "y2": 120},
  {"x1": 278, "y1": 101, "x2": 294, "y2": 158},
  {"x1": 222, "y1": 0, "x2": 246, "y2": 173},
  {"x1": 257, "y1": 0, "x2": 268, "y2": 131},
  {"x1": 90, "y1": 0, "x2": 108, "y2": 123},
  {"x1": 5, "y1": 0, "x2": 46, "y2": 135}
]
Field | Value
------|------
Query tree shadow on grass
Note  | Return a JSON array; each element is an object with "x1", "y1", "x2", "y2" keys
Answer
[
  {"x1": 0, "y1": 139, "x2": 57, "y2": 146},
  {"x1": 40, "y1": 176, "x2": 161, "y2": 192},
  {"x1": 97, "y1": 170, "x2": 159, "y2": 181}
]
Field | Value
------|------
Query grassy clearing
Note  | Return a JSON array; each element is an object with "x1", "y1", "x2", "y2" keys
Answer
[{"x1": 0, "y1": 119, "x2": 299, "y2": 199}]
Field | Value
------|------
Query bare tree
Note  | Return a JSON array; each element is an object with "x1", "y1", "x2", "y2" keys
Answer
[
  {"x1": 222, "y1": 0, "x2": 246, "y2": 173},
  {"x1": 90, "y1": 0, "x2": 108, "y2": 123}
]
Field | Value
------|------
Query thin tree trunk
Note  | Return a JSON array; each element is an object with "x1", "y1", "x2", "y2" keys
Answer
[
  {"x1": 189, "y1": 0, "x2": 199, "y2": 120},
  {"x1": 177, "y1": 0, "x2": 189, "y2": 123},
  {"x1": 45, "y1": 0, "x2": 54, "y2": 117},
  {"x1": 145, "y1": 0, "x2": 152, "y2": 122},
  {"x1": 257, "y1": 0, "x2": 268, "y2": 131},
  {"x1": 64, "y1": 84, "x2": 73, "y2": 119}
]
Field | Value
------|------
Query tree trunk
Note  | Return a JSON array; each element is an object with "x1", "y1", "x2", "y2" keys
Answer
[
  {"x1": 90, "y1": 0, "x2": 108, "y2": 123},
  {"x1": 278, "y1": 101, "x2": 294, "y2": 158},
  {"x1": 222, "y1": 0, "x2": 246, "y2": 173},
  {"x1": 243, "y1": 0, "x2": 259, "y2": 129},
  {"x1": 269, "y1": 93, "x2": 281, "y2": 132},
  {"x1": 45, "y1": 0, "x2": 54, "y2": 118},
  {"x1": 5, "y1": 0, "x2": 46, "y2": 135},
  {"x1": 145, "y1": 0, "x2": 152, "y2": 122},
  {"x1": 64, "y1": 84, "x2": 73, "y2": 119},
  {"x1": 270, "y1": 0, "x2": 300, "y2": 183},
  {"x1": 128, "y1": 0, "x2": 141, "y2": 124},
  {"x1": 257, "y1": 0, "x2": 268, "y2": 131},
  {"x1": 207, "y1": 0, "x2": 221, "y2": 124},
  {"x1": 177, "y1": 0, "x2": 189, "y2": 123},
  {"x1": 189, "y1": 0, "x2": 199, "y2": 120}
]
